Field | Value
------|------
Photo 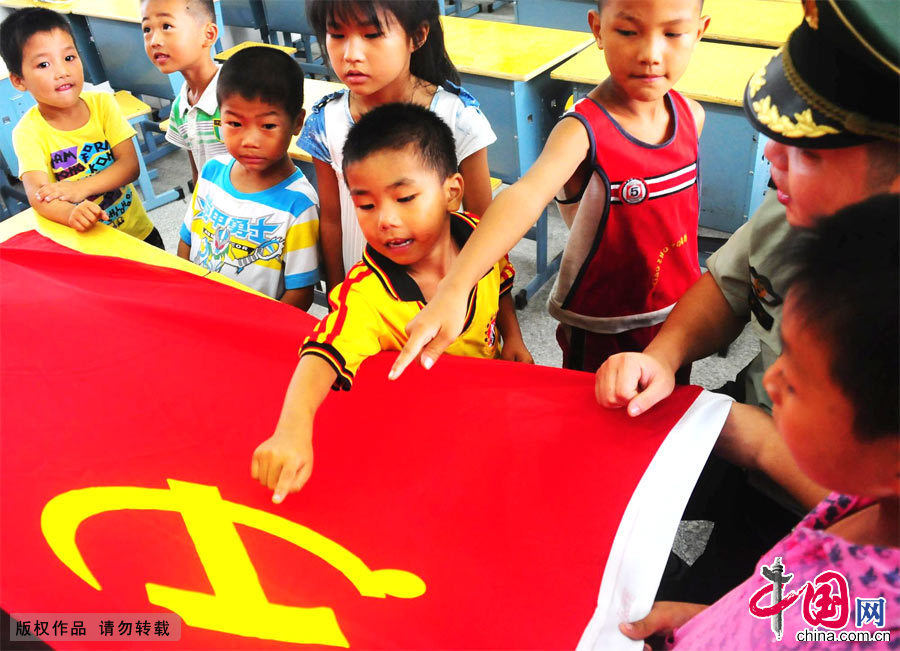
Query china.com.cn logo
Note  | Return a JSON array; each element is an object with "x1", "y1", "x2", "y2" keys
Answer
[{"x1": 748, "y1": 556, "x2": 888, "y2": 643}]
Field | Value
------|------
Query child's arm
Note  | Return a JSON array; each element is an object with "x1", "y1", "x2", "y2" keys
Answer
[
  {"x1": 620, "y1": 601, "x2": 708, "y2": 644},
  {"x1": 497, "y1": 295, "x2": 533, "y2": 364},
  {"x1": 252, "y1": 355, "x2": 336, "y2": 503},
  {"x1": 176, "y1": 240, "x2": 192, "y2": 260},
  {"x1": 390, "y1": 117, "x2": 591, "y2": 378},
  {"x1": 21, "y1": 170, "x2": 106, "y2": 231},
  {"x1": 688, "y1": 98, "x2": 707, "y2": 137},
  {"x1": 280, "y1": 287, "x2": 315, "y2": 311},
  {"x1": 314, "y1": 159, "x2": 345, "y2": 294},
  {"x1": 189, "y1": 152, "x2": 199, "y2": 189},
  {"x1": 717, "y1": 402, "x2": 828, "y2": 510},
  {"x1": 34, "y1": 139, "x2": 140, "y2": 204},
  {"x1": 458, "y1": 148, "x2": 493, "y2": 217},
  {"x1": 594, "y1": 273, "x2": 746, "y2": 415},
  {"x1": 457, "y1": 148, "x2": 531, "y2": 361}
]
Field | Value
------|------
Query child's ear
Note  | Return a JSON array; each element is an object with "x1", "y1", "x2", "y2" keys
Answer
[
  {"x1": 696, "y1": 14, "x2": 711, "y2": 41},
  {"x1": 444, "y1": 172, "x2": 464, "y2": 211},
  {"x1": 9, "y1": 73, "x2": 26, "y2": 93},
  {"x1": 588, "y1": 9, "x2": 603, "y2": 49},
  {"x1": 411, "y1": 20, "x2": 430, "y2": 52},
  {"x1": 202, "y1": 20, "x2": 219, "y2": 49},
  {"x1": 292, "y1": 109, "x2": 306, "y2": 136}
]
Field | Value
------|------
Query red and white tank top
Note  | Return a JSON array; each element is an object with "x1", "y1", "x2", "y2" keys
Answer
[{"x1": 548, "y1": 91, "x2": 701, "y2": 333}]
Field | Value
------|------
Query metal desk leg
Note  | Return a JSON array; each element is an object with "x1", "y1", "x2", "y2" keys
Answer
[
  {"x1": 0, "y1": 173, "x2": 27, "y2": 221},
  {"x1": 136, "y1": 119, "x2": 178, "y2": 165},
  {"x1": 517, "y1": 211, "x2": 562, "y2": 309},
  {"x1": 129, "y1": 117, "x2": 185, "y2": 211}
]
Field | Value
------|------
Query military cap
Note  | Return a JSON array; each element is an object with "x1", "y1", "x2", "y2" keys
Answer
[{"x1": 744, "y1": 0, "x2": 899, "y2": 148}]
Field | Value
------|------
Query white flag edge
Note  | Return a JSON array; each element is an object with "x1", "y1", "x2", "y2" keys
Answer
[{"x1": 576, "y1": 389, "x2": 735, "y2": 651}]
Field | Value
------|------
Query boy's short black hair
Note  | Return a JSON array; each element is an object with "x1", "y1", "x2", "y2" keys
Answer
[
  {"x1": 596, "y1": 0, "x2": 703, "y2": 11},
  {"x1": 0, "y1": 8, "x2": 74, "y2": 77},
  {"x1": 342, "y1": 103, "x2": 457, "y2": 179},
  {"x1": 216, "y1": 47, "x2": 304, "y2": 120},
  {"x1": 787, "y1": 193, "x2": 899, "y2": 441},
  {"x1": 185, "y1": 0, "x2": 215, "y2": 23}
]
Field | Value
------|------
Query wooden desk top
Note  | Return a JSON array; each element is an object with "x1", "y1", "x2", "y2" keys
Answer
[
  {"x1": 0, "y1": 0, "x2": 73, "y2": 12},
  {"x1": 289, "y1": 78, "x2": 346, "y2": 163},
  {"x1": 551, "y1": 40, "x2": 775, "y2": 107},
  {"x1": 71, "y1": 0, "x2": 140, "y2": 23},
  {"x1": 114, "y1": 90, "x2": 151, "y2": 120},
  {"x1": 441, "y1": 15, "x2": 593, "y2": 82},
  {"x1": 703, "y1": 0, "x2": 797, "y2": 48},
  {"x1": 215, "y1": 41, "x2": 297, "y2": 63}
]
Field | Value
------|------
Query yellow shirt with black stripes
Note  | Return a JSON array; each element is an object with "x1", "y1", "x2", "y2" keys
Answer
[{"x1": 301, "y1": 212, "x2": 515, "y2": 390}]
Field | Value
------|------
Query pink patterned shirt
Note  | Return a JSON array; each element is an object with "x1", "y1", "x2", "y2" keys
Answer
[{"x1": 671, "y1": 493, "x2": 900, "y2": 649}]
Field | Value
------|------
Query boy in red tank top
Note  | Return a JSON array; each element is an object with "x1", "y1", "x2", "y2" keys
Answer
[{"x1": 389, "y1": 0, "x2": 710, "y2": 380}]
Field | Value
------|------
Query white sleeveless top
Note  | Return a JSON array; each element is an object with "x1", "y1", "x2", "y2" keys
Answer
[{"x1": 298, "y1": 83, "x2": 496, "y2": 273}]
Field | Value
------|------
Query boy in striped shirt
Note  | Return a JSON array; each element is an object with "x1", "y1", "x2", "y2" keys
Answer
[
  {"x1": 179, "y1": 47, "x2": 319, "y2": 309},
  {"x1": 252, "y1": 103, "x2": 530, "y2": 503},
  {"x1": 142, "y1": 0, "x2": 228, "y2": 185}
]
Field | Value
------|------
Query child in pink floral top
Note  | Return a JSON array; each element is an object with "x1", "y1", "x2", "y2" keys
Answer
[
  {"x1": 621, "y1": 197, "x2": 900, "y2": 649},
  {"x1": 670, "y1": 493, "x2": 900, "y2": 649}
]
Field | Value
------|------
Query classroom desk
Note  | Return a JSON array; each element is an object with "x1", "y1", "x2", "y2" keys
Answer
[
  {"x1": 114, "y1": 91, "x2": 184, "y2": 210},
  {"x1": 71, "y1": 0, "x2": 186, "y2": 100},
  {"x1": 214, "y1": 41, "x2": 298, "y2": 63},
  {"x1": 0, "y1": 0, "x2": 106, "y2": 84},
  {"x1": 442, "y1": 16, "x2": 593, "y2": 306},
  {"x1": 516, "y1": 0, "x2": 797, "y2": 49},
  {"x1": 702, "y1": 0, "x2": 797, "y2": 48},
  {"x1": 0, "y1": 67, "x2": 28, "y2": 219},
  {"x1": 220, "y1": 0, "x2": 268, "y2": 42},
  {"x1": 515, "y1": 0, "x2": 594, "y2": 33},
  {"x1": 551, "y1": 41, "x2": 775, "y2": 234},
  {"x1": 259, "y1": 0, "x2": 328, "y2": 76}
]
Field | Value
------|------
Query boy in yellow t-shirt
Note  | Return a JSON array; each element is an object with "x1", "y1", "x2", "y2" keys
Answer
[
  {"x1": 252, "y1": 104, "x2": 530, "y2": 503},
  {"x1": 1, "y1": 8, "x2": 160, "y2": 246}
]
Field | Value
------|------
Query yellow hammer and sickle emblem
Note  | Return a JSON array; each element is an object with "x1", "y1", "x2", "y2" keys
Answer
[{"x1": 41, "y1": 479, "x2": 426, "y2": 647}]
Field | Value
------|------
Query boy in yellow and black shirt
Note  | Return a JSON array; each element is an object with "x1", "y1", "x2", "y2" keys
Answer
[{"x1": 252, "y1": 103, "x2": 531, "y2": 503}]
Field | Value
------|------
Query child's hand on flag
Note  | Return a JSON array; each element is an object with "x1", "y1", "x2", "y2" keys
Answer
[{"x1": 252, "y1": 428, "x2": 314, "y2": 504}]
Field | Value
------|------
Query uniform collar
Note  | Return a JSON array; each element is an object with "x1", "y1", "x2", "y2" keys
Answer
[
  {"x1": 175, "y1": 65, "x2": 222, "y2": 118},
  {"x1": 362, "y1": 211, "x2": 478, "y2": 302}
]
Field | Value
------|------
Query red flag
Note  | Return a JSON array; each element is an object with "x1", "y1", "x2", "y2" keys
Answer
[{"x1": 0, "y1": 225, "x2": 730, "y2": 650}]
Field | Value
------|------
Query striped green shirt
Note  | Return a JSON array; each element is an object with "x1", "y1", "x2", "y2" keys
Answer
[{"x1": 166, "y1": 66, "x2": 228, "y2": 170}]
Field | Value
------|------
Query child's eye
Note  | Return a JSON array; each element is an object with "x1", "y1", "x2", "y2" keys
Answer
[
  {"x1": 665, "y1": 32, "x2": 683, "y2": 38},
  {"x1": 327, "y1": 31, "x2": 344, "y2": 39},
  {"x1": 397, "y1": 194, "x2": 417, "y2": 203},
  {"x1": 357, "y1": 203, "x2": 375, "y2": 211},
  {"x1": 36, "y1": 61, "x2": 49, "y2": 69},
  {"x1": 262, "y1": 123, "x2": 278, "y2": 130},
  {"x1": 163, "y1": 23, "x2": 173, "y2": 30},
  {"x1": 225, "y1": 121, "x2": 241, "y2": 128},
  {"x1": 142, "y1": 26, "x2": 150, "y2": 34},
  {"x1": 65, "y1": 54, "x2": 77, "y2": 62},
  {"x1": 616, "y1": 29, "x2": 636, "y2": 36},
  {"x1": 364, "y1": 31, "x2": 383, "y2": 39}
]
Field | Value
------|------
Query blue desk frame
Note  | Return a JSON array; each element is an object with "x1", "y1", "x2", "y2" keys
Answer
[
  {"x1": 260, "y1": 0, "x2": 329, "y2": 76},
  {"x1": 515, "y1": 0, "x2": 594, "y2": 32},
  {"x1": 220, "y1": 0, "x2": 269, "y2": 42}
]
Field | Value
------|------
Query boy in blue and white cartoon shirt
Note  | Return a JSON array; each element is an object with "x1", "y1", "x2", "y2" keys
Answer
[{"x1": 179, "y1": 47, "x2": 319, "y2": 309}]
